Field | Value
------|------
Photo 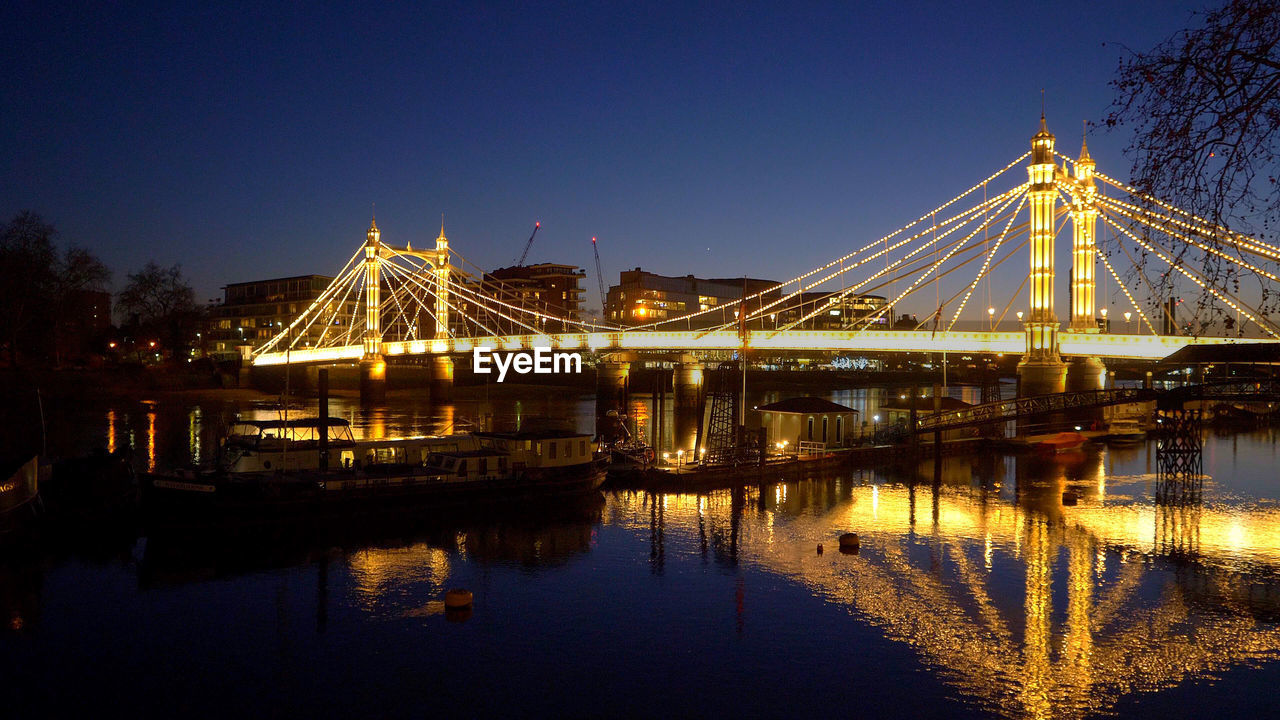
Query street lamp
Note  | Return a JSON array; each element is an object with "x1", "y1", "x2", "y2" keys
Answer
[
  {"x1": 1016, "y1": 311, "x2": 1024, "y2": 322},
  {"x1": 1124, "y1": 311, "x2": 1133, "y2": 334},
  {"x1": 1100, "y1": 307, "x2": 1108, "y2": 332},
  {"x1": 987, "y1": 306, "x2": 995, "y2": 331},
  {"x1": 873, "y1": 414, "x2": 880, "y2": 436}
]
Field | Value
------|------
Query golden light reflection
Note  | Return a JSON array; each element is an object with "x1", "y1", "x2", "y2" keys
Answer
[
  {"x1": 106, "y1": 409, "x2": 116, "y2": 455},
  {"x1": 146, "y1": 411, "x2": 156, "y2": 472},
  {"x1": 189, "y1": 408, "x2": 201, "y2": 466},
  {"x1": 606, "y1": 477, "x2": 1280, "y2": 719},
  {"x1": 346, "y1": 543, "x2": 451, "y2": 610}
]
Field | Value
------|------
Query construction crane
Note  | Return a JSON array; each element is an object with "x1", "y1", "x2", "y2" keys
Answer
[
  {"x1": 591, "y1": 236, "x2": 607, "y2": 315},
  {"x1": 514, "y1": 221, "x2": 541, "y2": 266}
]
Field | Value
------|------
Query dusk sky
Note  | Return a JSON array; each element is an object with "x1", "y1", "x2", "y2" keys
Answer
[{"x1": 3, "y1": 1, "x2": 1208, "y2": 312}]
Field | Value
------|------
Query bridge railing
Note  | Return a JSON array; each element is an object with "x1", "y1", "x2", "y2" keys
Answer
[{"x1": 914, "y1": 388, "x2": 1156, "y2": 434}]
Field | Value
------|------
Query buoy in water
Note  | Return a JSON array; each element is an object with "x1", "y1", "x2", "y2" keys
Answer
[
  {"x1": 838, "y1": 533, "x2": 860, "y2": 554},
  {"x1": 444, "y1": 588, "x2": 473, "y2": 609}
]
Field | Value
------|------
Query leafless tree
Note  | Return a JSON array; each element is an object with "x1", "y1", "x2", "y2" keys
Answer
[{"x1": 1105, "y1": 0, "x2": 1280, "y2": 325}]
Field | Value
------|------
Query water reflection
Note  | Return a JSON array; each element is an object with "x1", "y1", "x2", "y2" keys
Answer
[
  {"x1": 608, "y1": 448, "x2": 1280, "y2": 719},
  {"x1": 18, "y1": 391, "x2": 1280, "y2": 718}
]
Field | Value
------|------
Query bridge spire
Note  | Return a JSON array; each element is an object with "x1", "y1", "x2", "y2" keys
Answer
[
  {"x1": 434, "y1": 217, "x2": 450, "y2": 339},
  {"x1": 1069, "y1": 122, "x2": 1099, "y2": 333},
  {"x1": 1018, "y1": 113, "x2": 1068, "y2": 397},
  {"x1": 363, "y1": 215, "x2": 383, "y2": 357},
  {"x1": 360, "y1": 214, "x2": 387, "y2": 403}
]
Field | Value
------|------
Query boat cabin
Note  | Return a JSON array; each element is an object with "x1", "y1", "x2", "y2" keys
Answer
[
  {"x1": 222, "y1": 417, "x2": 357, "y2": 472},
  {"x1": 424, "y1": 449, "x2": 511, "y2": 481},
  {"x1": 352, "y1": 435, "x2": 481, "y2": 468},
  {"x1": 474, "y1": 430, "x2": 597, "y2": 468}
]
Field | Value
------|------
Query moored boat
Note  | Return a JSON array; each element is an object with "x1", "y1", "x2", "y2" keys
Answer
[
  {"x1": 1, "y1": 456, "x2": 47, "y2": 535},
  {"x1": 1035, "y1": 431, "x2": 1088, "y2": 454},
  {"x1": 1102, "y1": 418, "x2": 1146, "y2": 445},
  {"x1": 142, "y1": 426, "x2": 606, "y2": 525}
]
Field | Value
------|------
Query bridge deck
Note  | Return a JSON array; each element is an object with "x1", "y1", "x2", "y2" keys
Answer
[{"x1": 253, "y1": 330, "x2": 1256, "y2": 366}]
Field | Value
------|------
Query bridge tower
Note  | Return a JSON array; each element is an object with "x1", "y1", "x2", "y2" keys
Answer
[
  {"x1": 433, "y1": 221, "x2": 450, "y2": 338},
  {"x1": 1017, "y1": 115, "x2": 1068, "y2": 398},
  {"x1": 1065, "y1": 131, "x2": 1107, "y2": 398},
  {"x1": 431, "y1": 222, "x2": 454, "y2": 398},
  {"x1": 1068, "y1": 132, "x2": 1098, "y2": 333},
  {"x1": 360, "y1": 216, "x2": 387, "y2": 403}
]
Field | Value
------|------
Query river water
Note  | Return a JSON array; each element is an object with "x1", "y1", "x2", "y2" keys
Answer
[{"x1": 4, "y1": 385, "x2": 1280, "y2": 719}]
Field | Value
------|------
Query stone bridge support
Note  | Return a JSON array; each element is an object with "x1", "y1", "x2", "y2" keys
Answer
[
  {"x1": 673, "y1": 360, "x2": 705, "y2": 454},
  {"x1": 431, "y1": 356, "x2": 454, "y2": 401},
  {"x1": 596, "y1": 361, "x2": 630, "y2": 441}
]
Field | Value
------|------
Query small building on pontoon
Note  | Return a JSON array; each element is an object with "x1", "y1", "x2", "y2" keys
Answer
[{"x1": 754, "y1": 397, "x2": 859, "y2": 453}]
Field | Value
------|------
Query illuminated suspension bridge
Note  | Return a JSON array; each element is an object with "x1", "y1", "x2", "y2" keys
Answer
[{"x1": 252, "y1": 116, "x2": 1279, "y2": 400}]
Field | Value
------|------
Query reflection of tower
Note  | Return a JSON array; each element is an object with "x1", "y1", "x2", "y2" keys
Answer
[
  {"x1": 1017, "y1": 115, "x2": 1068, "y2": 399},
  {"x1": 1020, "y1": 515, "x2": 1053, "y2": 717},
  {"x1": 1155, "y1": 409, "x2": 1203, "y2": 504},
  {"x1": 1156, "y1": 502, "x2": 1202, "y2": 559},
  {"x1": 648, "y1": 492, "x2": 665, "y2": 573},
  {"x1": 1064, "y1": 527, "x2": 1094, "y2": 690}
]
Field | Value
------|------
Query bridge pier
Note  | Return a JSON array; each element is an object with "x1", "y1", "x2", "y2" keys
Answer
[
  {"x1": 359, "y1": 354, "x2": 387, "y2": 405},
  {"x1": 596, "y1": 361, "x2": 630, "y2": 441},
  {"x1": 674, "y1": 361, "x2": 704, "y2": 454},
  {"x1": 1016, "y1": 359, "x2": 1066, "y2": 433},
  {"x1": 1066, "y1": 356, "x2": 1106, "y2": 429},
  {"x1": 431, "y1": 356, "x2": 454, "y2": 401}
]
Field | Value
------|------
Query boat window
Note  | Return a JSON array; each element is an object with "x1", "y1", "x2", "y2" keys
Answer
[
  {"x1": 836, "y1": 416, "x2": 844, "y2": 443},
  {"x1": 807, "y1": 417, "x2": 814, "y2": 440},
  {"x1": 498, "y1": 457, "x2": 507, "y2": 472},
  {"x1": 524, "y1": 440, "x2": 533, "y2": 451},
  {"x1": 564, "y1": 441, "x2": 572, "y2": 458},
  {"x1": 457, "y1": 460, "x2": 467, "y2": 478},
  {"x1": 822, "y1": 417, "x2": 828, "y2": 443},
  {"x1": 549, "y1": 442, "x2": 558, "y2": 460},
  {"x1": 478, "y1": 458, "x2": 488, "y2": 474},
  {"x1": 580, "y1": 440, "x2": 587, "y2": 456}
]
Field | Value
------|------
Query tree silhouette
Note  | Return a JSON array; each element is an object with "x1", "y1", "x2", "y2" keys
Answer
[
  {"x1": 1106, "y1": 0, "x2": 1280, "y2": 238},
  {"x1": 0, "y1": 212, "x2": 109, "y2": 365},
  {"x1": 117, "y1": 262, "x2": 201, "y2": 360}
]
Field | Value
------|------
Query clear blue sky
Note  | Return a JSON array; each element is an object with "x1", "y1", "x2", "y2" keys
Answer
[{"x1": 2, "y1": 1, "x2": 1208, "y2": 312}]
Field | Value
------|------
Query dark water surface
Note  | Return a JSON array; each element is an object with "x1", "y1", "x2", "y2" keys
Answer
[{"x1": 5, "y1": 387, "x2": 1280, "y2": 719}]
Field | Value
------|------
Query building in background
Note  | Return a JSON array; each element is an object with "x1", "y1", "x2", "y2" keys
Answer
[
  {"x1": 207, "y1": 275, "x2": 337, "y2": 359},
  {"x1": 605, "y1": 269, "x2": 780, "y2": 328},
  {"x1": 480, "y1": 263, "x2": 586, "y2": 333},
  {"x1": 772, "y1": 291, "x2": 888, "y2": 330}
]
